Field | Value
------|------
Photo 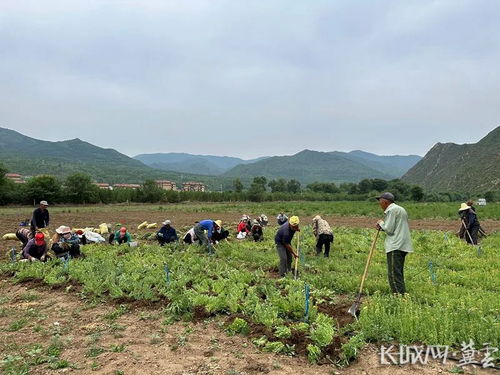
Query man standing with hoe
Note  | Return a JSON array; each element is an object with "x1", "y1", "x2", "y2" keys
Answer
[
  {"x1": 376, "y1": 192, "x2": 413, "y2": 295},
  {"x1": 275, "y1": 216, "x2": 300, "y2": 277}
]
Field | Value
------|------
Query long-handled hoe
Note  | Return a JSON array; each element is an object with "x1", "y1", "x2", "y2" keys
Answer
[
  {"x1": 294, "y1": 233, "x2": 300, "y2": 280},
  {"x1": 348, "y1": 228, "x2": 380, "y2": 318}
]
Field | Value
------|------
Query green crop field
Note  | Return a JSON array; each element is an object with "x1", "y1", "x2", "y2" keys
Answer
[
  {"x1": 1, "y1": 223, "x2": 498, "y2": 369},
  {"x1": 1, "y1": 201, "x2": 499, "y2": 220}
]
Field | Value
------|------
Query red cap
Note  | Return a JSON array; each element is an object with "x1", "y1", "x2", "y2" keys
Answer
[
  {"x1": 75, "y1": 230, "x2": 84, "y2": 235},
  {"x1": 120, "y1": 227, "x2": 127, "y2": 232},
  {"x1": 35, "y1": 232, "x2": 45, "y2": 245}
]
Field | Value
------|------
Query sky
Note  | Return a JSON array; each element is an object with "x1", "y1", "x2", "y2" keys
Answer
[{"x1": 1, "y1": 0, "x2": 499, "y2": 159}]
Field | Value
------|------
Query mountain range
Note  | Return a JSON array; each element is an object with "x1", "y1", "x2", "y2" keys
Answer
[
  {"x1": 402, "y1": 126, "x2": 500, "y2": 192},
  {"x1": 134, "y1": 153, "x2": 268, "y2": 176},
  {"x1": 221, "y1": 150, "x2": 421, "y2": 183},
  {"x1": 0, "y1": 127, "x2": 422, "y2": 189},
  {"x1": 0, "y1": 127, "x2": 223, "y2": 187},
  {"x1": 8, "y1": 125, "x2": 500, "y2": 193}
]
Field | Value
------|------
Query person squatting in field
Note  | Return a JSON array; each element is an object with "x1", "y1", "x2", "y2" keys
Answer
[
  {"x1": 275, "y1": 216, "x2": 300, "y2": 277},
  {"x1": 250, "y1": 219, "x2": 264, "y2": 242},
  {"x1": 211, "y1": 220, "x2": 229, "y2": 244},
  {"x1": 51, "y1": 226, "x2": 84, "y2": 258},
  {"x1": 276, "y1": 212, "x2": 288, "y2": 226},
  {"x1": 194, "y1": 219, "x2": 221, "y2": 252},
  {"x1": 22, "y1": 232, "x2": 49, "y2": 262},
  {"x1": 312, "y1": 215, "x2": 334, "y2": 257},
  {"x1": 237, "y1": 215, "x2": 251, "y2": 239},
  {"x1": 376, "y1": 192, "x2": 413, "y2": 295},
  {"x1": 156, "y1": 220, "x2": 178, "y2": 246},
  {"x1": 457, "y1": 203, "x2": 481, "y2": 245},
  {"x1": 113, "y1": 226, "x2": 132, "y2": 245}
]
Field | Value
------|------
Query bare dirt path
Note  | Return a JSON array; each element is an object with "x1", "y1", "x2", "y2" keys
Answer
[
  {"x1": 0, "y1": 279, "x2": 493, "y2": 375},
  {"x1": 1, "y1": 208, "x2": 499, "y2": 235}
]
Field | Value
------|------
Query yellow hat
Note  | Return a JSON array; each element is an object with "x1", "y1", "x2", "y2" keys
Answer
[
  {"x1": 289, "y1": 216, "x2": 300, "y2": 226},
  {"x1": 458, "y1": 203, "x2": 470, "y2": 211},
  {"x1": 215, "y1": 220, "x2": 222, "y2": 227}
]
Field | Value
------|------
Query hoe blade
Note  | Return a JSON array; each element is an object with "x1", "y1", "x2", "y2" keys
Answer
[{"x1": 347, "y1": 294, "x2": 362, "y2": 318}]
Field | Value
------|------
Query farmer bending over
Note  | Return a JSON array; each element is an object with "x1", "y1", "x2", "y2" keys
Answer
[
  {"x1": 194, "y1": 219, "x2": 220, "y2": 252},
  {"x1": 211, "y1": 220, "x2": 229, "y2": 244},
  {"x1": 274, "y1": 216, "x2": 300, "y2": 277},
  {"x1": 52, "y1": 226, "x2": 84, "y2": 258},
  {"x1": 22, "y1": 232, "x2": 49, "y2": 262},
  {"x1": 312, "y1": 215, "x2": 334, "y2": 257},
  {"x1": 457, "y1": 203, "x2": 480, "y2": 245}
]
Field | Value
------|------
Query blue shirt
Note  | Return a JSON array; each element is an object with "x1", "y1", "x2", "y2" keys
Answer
[
  {"x1": 275, "y1": 223, "x2": 296, "y2": 245},
  {"x1": 198, "y1": 220, "x2": 215, "y2": 238}
]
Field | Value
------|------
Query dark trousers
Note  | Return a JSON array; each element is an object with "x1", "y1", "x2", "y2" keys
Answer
[
  {"x1": 466, "y1": 226, "x2": 480, "y2": 245},
  {"x1": 316, "y1": 233, "x2": 333, "y2": 257},
  {"x1": 276, "y1": 244, "x2": 292, "y2": 277},
  {"x1": 387, "y1": 250, "x2": 407, "y2": 294},
  {"x1": 252, "y1": 233, "x2": 263, "y2": 242},
  {"x1": 52, "y1": 243, "x2": 82, "y2": 258},
  {"x1": 16, "y1": 232, "x2": 30, "y2": 247}
]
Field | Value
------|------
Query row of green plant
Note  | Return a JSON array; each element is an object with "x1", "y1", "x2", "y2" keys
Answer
[
  {"x1": 1, "y1": 226, "x2": 498, "y2": 365},
  {"x1": 2, "y1": 200, "x2": 499, "y2": 221}
]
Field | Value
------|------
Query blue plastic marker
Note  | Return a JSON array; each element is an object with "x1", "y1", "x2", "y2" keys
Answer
[
  {"x1": 164, "y1": 264, "x2": 170, "y2": 284},
  {"x1": 428, "y1": 261, "x2": 437, "y2": 284},
  {"x1": 304, "y1": 284, "x2": 310, "y2": 321},
  {"x1": 10, "y1": 247, "x2": 16, "y2": 263},
  {"x1": 63, "y1": 255, "x2": 71, "y2": 271}
]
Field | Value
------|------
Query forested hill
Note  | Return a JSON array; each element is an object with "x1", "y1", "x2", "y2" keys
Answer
[
  {"x1": 402, "y1": 126, "x2": 500, "y2": 192},
  {"x1": 0, "y1": 127, "x2": 224, "y2": 187},
  {"x1": 223, "y1": 149, "x2": 421, "y2": 184}
]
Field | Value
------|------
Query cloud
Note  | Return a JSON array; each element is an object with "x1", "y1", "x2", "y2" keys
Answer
[{"x1": 0, "y1": 0, "x2": 499, "y2": 158}]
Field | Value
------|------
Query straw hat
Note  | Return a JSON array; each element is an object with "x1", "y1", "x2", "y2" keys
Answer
[
  {"x1": 458, "y1": 203, "x2": 471, "y2": 211},
  {"x1": 55, "y1": 225, "x2": 71, "y2": 234}
]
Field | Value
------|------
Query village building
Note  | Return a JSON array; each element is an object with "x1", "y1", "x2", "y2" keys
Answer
[
  {"x1": 156, "y1": 180, "x2": 178, "y2": 191},
  {"x1": 182, "y1": 181, "x2": 205, "y2": 192},
  {"x1": 113, "y1": 183, "x2": 141, "y2": 190},
  {"x1": 5, "y1": 173, "x2": 25, "y2": 184}
]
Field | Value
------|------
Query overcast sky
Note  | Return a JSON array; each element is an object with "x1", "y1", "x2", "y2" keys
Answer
[{"x1": 1, "y1": 0, "x2": 499, "y2": 159}]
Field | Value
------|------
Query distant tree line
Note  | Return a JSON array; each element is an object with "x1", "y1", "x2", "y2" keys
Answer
[{"x1": 0, "y1": 163, "x2": 497, "y2": 205}]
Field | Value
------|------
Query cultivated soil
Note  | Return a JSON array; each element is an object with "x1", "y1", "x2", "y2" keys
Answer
[
  {"x1": 1, "y1": 207, "x2": 498, "y2": 373},
  {"x1": 0, "y1": 279, "x2": 495, "y2": 375},
  {"x1": 1, "y1": 208, "x2": 500, "y2": 236}
]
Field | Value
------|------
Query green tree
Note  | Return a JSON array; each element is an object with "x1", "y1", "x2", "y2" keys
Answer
[
  {"x1": 286, "y1": 179, "x2": 301, "y2": 193},
  {"x1": 139, "y1": 180, "x2": 165, "y2": 203},
  {"x1": 357, "y1": 179, "x2": 373, "y2": 194},
  {"x1": 484, "y1": 191, "x2": 496, "y2": 203},
  {"x1": 371, "y1": 178, "x2": 388, "y2": 192},
  {"x1": 63, "y1": 173, "x2": 99, "y2": 203},
  {"x1": 252, "y1": 176, "x2": 267, "y2": 192},
  {"x1": 24, "y1": 175, "x2": 61, "y2": 204},
  {"x1": 410, "y1": 186, "x2": 424, "y2": 202},
  {"x1": 233, "y1": 178, "x2": 244, "y2": 193},
  {"x1": 268, "y1": 178, "x2": 287, "y2": 193},
  {"x1": 248, "y1": 176, "x2": 267, "y2": 202},
  {"x1": 0, "y1": 163, "x2": 9, "y2": 204}
]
